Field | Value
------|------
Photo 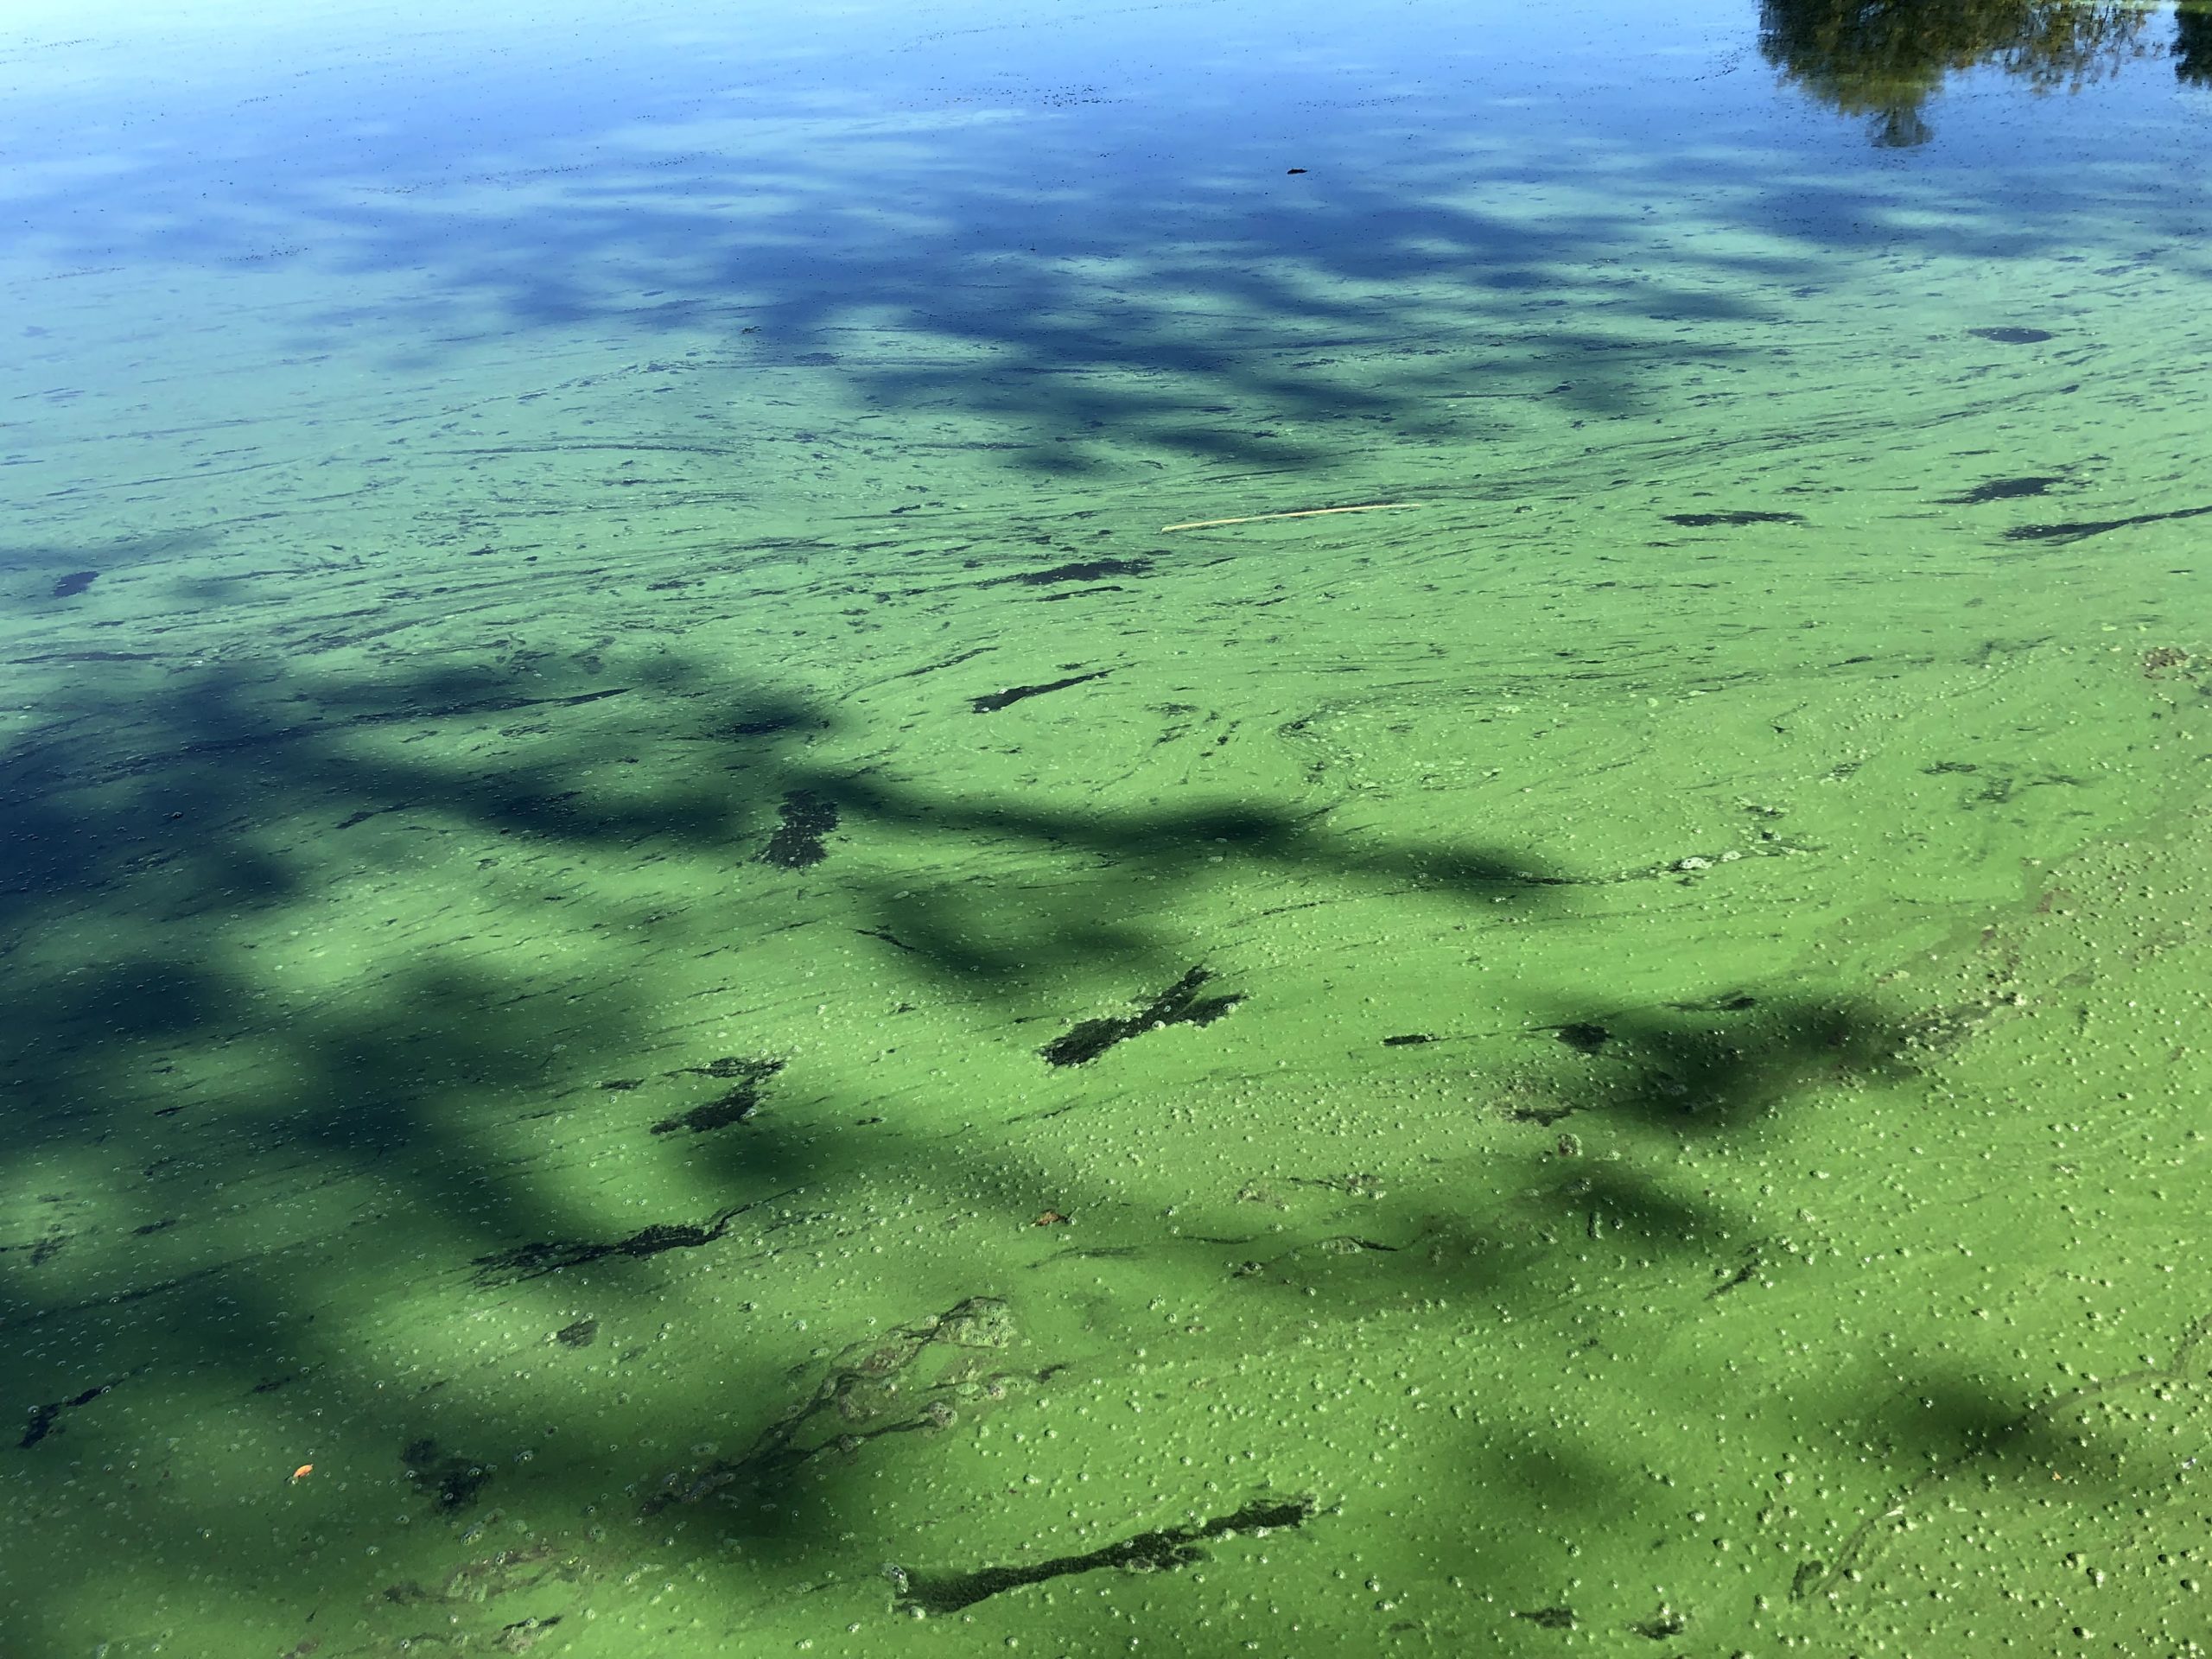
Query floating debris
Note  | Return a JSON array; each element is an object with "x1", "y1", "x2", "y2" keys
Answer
[
  {"x1": 378, "y1": 1542, "x2": 582, "y2": 1611},
  {"x1": 1662, "y1": 510, "x2": 1805, "y2": 528},
  {"x1": 730, "y1": 709, "x2": 810, "y2": 737},
  {"x1": 401, "y1": 1437, "x2": 493, "y2": 1512},
  {"x1": 1631, "y1": 1606, "x2": 1687, "y2": 1639},
  {"x1": 760, "y1": 791, "x2": 837, "y2": 868},
  {"x1": 1041, "y1": 966, "x2": 1243, "y2": 1066},
  {"x1": 19, "y1": 1380, "x2": 118, "y2": 1449},
  {"x1": 887, "y1": 1493, "x2": 1319, "y2": 1616},
  {"x1": 471, "y1": 1191, "x2": 796, "y2": 1287},
  {"x1": 2005, "y1": 502, "x2": 2212, "y2": 543},
  {"x1": 1554, "y1": 1022, "x2": 1611, "y2": 1054},
  {"x1": 652, "y1": 1058, "x2": 782, "y2": 1135},
  {"x1": 1939, "y1": 474, "x2": 2066, "y2": 504},
  {"x1": 1004, "y1": 557, "x2": 1152, "y2": 586},
  {"x1": 643, "y1": 1296, "x2": 1034, "y2": 1515},
  {"x1": 970, "y1": 671, "x2": 1111, "y2": 713}
]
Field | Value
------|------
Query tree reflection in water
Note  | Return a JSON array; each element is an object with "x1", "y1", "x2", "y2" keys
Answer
[
  {"x1": 1758, "y1": 0, "x2": 2162, "y2": 145},
  {"x1": 2178, "y1": 2, "x2": 2212, "y2": 85}
]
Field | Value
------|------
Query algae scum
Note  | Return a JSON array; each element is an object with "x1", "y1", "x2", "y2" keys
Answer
[{"x1": 5, "y1": 0, "x2": 2212, "y2": 1653}]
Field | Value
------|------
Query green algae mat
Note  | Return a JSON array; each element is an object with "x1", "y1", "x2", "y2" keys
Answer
[{"x1": 6, "y1": 2, "x2": 2212, "y2": 1654}]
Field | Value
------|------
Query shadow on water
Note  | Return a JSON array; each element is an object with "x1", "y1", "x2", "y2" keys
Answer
[
  {"x1": 0, "y1": 645, "x2": 2095, "y2": 1649},
  {"x1": 1523, "y1": 991, "x2": 1920, "y2": 1133}
]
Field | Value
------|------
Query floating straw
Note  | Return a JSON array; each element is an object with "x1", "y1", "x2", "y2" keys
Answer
[{"x1": 1158, "y1": 502, "x2": 1427, "y2": 532}]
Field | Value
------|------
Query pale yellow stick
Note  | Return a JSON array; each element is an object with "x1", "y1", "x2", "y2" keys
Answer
[{"x1": 1158, "y1": 502, "x2": 1427, "y2": 532}]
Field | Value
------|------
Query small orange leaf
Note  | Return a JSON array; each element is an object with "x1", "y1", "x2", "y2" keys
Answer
[{"x1": 290, "y1": 1464, "x2": 314, "y2": 1482}]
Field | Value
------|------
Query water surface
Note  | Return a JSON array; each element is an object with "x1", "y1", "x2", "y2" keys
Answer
[{"x1": 5, "y1": 2, "x2": 2212, "y2": 1653}]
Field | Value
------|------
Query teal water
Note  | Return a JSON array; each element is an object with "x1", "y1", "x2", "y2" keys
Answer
[{"x1": 6, "y1": 3, "x2": 2212, "y2": 1654}]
